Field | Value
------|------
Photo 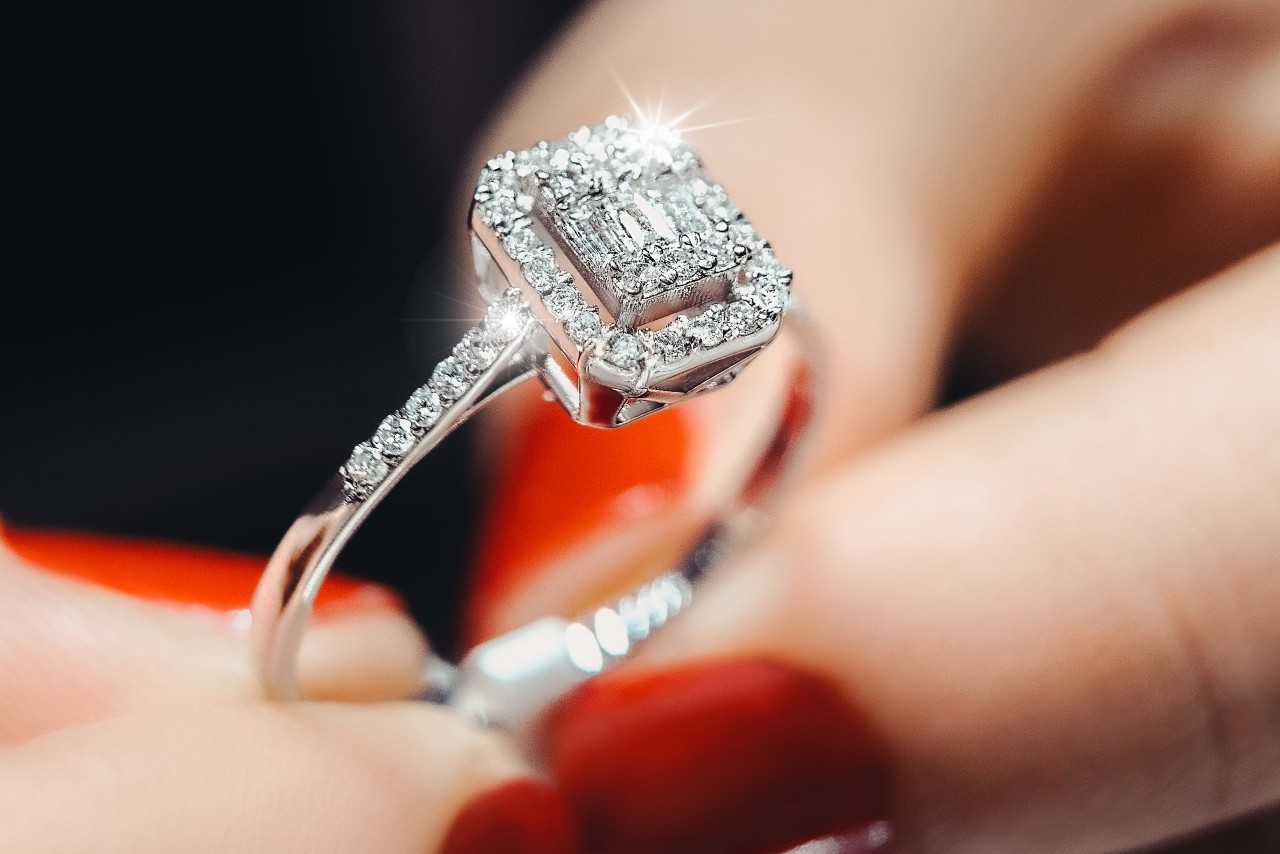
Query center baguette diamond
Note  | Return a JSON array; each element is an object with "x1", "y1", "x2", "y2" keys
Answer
[
  {"x1": 549, "y1": 171, "x2": 741, "y2": 325},
  {"x1": 501, "y1": 119, "x2": 749, "y2": 327}
]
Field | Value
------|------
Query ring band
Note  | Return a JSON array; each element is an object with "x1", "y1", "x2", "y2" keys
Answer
[{"x1": 251, "y1": 115, "x2": 820, "y2": 736}]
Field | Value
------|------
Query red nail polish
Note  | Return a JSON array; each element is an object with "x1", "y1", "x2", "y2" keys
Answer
[
  {"x1": 441, "y1": 777, "x2": 581, "y2": 854},
  {"x1": 466, "y1": 398, "x2": 694, "y2": 643},
  {"x1": 550, "y1": 658, "x2": 888, "y2": 854},
  {"x1": 1, "y1": 525, "x2": 404, "y2": 616}
]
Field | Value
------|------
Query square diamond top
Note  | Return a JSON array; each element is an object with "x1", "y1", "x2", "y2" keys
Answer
[
  {"x1": 472, "y1": 116, "x2": 791, "y2": 404},
  {"x1": 480, "y1": 117, "x2": 762, "y2": 327}
]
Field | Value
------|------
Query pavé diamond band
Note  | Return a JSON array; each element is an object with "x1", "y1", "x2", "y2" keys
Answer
[{"x1": 250, "y1": 116, "x2": 819, "y2": 735}]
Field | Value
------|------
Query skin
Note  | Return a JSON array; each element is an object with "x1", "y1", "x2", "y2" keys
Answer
[
  {"x1": 1, "y1": 1, "x2": 1277, "y2": 851},
  {"x1": 471, "y1": 0, "x2": 1280, "y2": 851},
  {"x1": 0, "y1": 545, "x2": 522, "y2": 852}
]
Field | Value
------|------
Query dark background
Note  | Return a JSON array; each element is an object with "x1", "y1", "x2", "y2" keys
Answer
[{"x1": 4, "y1": 0, "x2": 580, "y2": 651}]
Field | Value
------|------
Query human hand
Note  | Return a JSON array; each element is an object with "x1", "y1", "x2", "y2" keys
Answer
[
  {"x1": 461, "y1": 1, "x2": 1280, "y2": 851},
  {"x1": 0, "y1": 529, "x2": 576, "y2": 853}
]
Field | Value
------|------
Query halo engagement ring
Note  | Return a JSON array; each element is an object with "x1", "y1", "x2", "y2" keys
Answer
[{"x1": 251, "y1": 115, "x2": 819, "y2": 737}]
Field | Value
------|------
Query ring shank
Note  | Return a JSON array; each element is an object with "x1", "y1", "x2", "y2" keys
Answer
[
  {"x1": 250, "y1": 301, "x2": 819, "y2": 723},
  {"x1": 250, "y1": 299, "x2": 540, "y2": 702}
]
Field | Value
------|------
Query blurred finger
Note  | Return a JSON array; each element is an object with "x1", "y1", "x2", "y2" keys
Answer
[
  {"x1": 0, "y1": 701, "x2": 575, "y2": 854},
  {"x1": 956, "y1": 7, "x2": 1280, "y2": 388},
  {"x1": 0, "y1": 529, "x2": 429, "y2": 741},
  {"x1": 549, "y1": 245, "x2": 1280, "y2": 852}
]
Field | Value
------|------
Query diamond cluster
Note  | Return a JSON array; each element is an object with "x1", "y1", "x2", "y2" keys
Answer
[
  {"x1": 339, "y1": 291, "x2": 530, "y2": 501},
  {"x1": 473, "y1": 115, "x2": 791, "y2": 385}
]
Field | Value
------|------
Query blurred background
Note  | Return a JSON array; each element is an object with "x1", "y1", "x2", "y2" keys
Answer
[{"x1": 3, "y1": 0, "x2": 582, "y2": 653}]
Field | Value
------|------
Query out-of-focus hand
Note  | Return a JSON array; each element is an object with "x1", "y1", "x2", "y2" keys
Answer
[
  {"x1": 462, "y1": 1, "x2": 1280, "y2": 851},
  {"x1": 0, "y1": 530, "x2": 577, "y2": 853}
]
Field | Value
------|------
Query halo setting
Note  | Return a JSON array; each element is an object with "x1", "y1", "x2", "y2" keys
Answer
[{"x1": 470, "y1": 115, "x2": 792, "y2": 427}]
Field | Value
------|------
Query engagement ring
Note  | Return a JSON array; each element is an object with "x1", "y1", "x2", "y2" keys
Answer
[{"x1": 251, "y1": 115, "x2": 818, "y2": 737}]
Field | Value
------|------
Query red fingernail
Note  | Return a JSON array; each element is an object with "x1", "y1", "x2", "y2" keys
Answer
[
  {"x1": 441, "y1": 777, "x2": 582, "y2": 854},
  {"x1": 466, "y1": 398, "x2": 694, "y2": 643},
  {"x1": 1, "y1": 525, "x2": 404, "y2": 617},
  {"x1": 550, "y1": 658, "x2": 888, "y2": 854}
]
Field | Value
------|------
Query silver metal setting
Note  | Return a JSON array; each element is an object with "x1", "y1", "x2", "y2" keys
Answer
[
  {"x1": 471, "y1": 115, "x2": 792, "y2": 429},
  {"x1": 250, "y1": 116, "x2": 817, "y2": 737}
]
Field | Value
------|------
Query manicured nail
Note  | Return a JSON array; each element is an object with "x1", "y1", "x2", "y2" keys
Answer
[
  {"x1": 1, "y1": 525, "x2": 404, "y2": 617},
  {"x1": 441, "y1": 777, "x2": 581, "y2": 854},
  {"x1": 549, "y1": 658, "x2": 888, "y2": 854},
  {"x1": 466, "y1": 398, "x2": 694, "y2": 643}
]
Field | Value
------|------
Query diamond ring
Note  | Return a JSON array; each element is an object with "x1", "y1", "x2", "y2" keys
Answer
[{"x1": 251, "y1": 115, "x2": 819, "y2": 736}]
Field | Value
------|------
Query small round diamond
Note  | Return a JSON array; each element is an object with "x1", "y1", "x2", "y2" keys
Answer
[
  {"x1": 479, "y1": 198, "x2": 523, "y2": 235},
  {"x1": 454, "y1": 329, "x2": 499, "y2": 375},
  {"x1": 502, "y1": 227, "x2": 533, "y2": 251},
  {"x1": 649, "y1": 325, "x2": 691, "y2": 363},
  {"x1": 725, "y1": 302, "x2": 760, "y2": 338},
  {"x1": 567, "y1": 308, "x2": 602, "y2": 345},
  {"x1": 431, "y1": 358, "x2": 469, "y2": 402},
  {"x1": 698, "y1": 185, "x2": 740, "y2": 221},
  {"x1": 687, "y1": 321, "x2": 724, "y2": 349},
  {"x1": 729, "y1": 222, "x2": 760, "y2": 251},
  {"x1": 663, "y1": 248, "x2": 693, "y2": 280},
  {"x1": 546, "y1": 285, "x2": 581, "y2": 321},
  {"x1": 502, "y1": 229, "x2": 546, "y2": 263},
  {"x1": 373, "y1": 416, "x2": 415, "y2": 457},
  {"x1": 522, "y1": 258, "x2": 559, "y2": 294},
  {"x1": 516, "y1": 145, "x2": 551, "y2": 176},
  {"x1": 748, "y1": 279, "x2": 787, "y2": 313},
  {"x1": 688, "y1": 305, "x2": 728, "y2": 349},
  {"x1": 747, "y1": 250, "x2": 791, "y2": 286},
  {"x1": 344, "y1": 442, "x2": 388, "y2": 494},
  {"x1": 482, "y1": 299, "x2": 529, "y2": 344},
  {"x1": 474, "y1": 167, "x2": 513, "y2": 196},
  {"x1": 619, "y1": 269, "x2": 645, "y2": 295},
  {"x1": 698, "y1": 232, "x2": 728, "y2": 262},
  {"x1": 404, "y1": 386, "x2": 442, "y2": 429},
  {"x1": 637, "y1": 264, "x2": 660, "y2": 294},
  {"x1": 603, "y1": 332, "x2": 645, "y2": 371}
]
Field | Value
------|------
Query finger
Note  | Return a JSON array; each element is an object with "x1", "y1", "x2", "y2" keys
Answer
[
  {"x1": 298, "y1": 608, "x2": 431, "y2": 702},
  {"x1": 0, "y1": 530, "x2": 429, "y2": 741},
  {"x1": 956, "y1": 9, "x2": 1280, "y2": 388},
  {"x1": 0, "y1": 702, "x2": 578, "y2": 854},
  {"x1": 460, "y1": 0, "x2": 1218, "y2": 642},
  {"x1": 547, "y1": 244, "x2": 1280, "y2": 853}
]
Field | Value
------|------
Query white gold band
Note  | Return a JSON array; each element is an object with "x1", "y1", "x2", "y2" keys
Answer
[{"x1": 249, "y1": 296, "x2": 817, "y2": 735}]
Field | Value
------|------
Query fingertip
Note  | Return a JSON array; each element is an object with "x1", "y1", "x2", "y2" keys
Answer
[
  {"x1": 2, "y1": 701, "x2": 540, "y2": 853},
  {"x1": 298, "y1": 609, "x2": 432, "y2": 702},
  {"x1": 548, "y1": 657, "x2": 889, "y2": 854}
]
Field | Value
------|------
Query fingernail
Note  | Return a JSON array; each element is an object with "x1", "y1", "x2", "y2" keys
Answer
[
  {"x1": 441, "y1": 777, "x2": 581, "y2": 854},
  {"x1": 1, "y1": 525, "x2": 405, "y2": 617},
  {"x1": 466, "y1": 398, "x2": 694, "y2": 643},
  {"x1": 550, "y1": 658, "x2": 889, "y2": 854}
]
